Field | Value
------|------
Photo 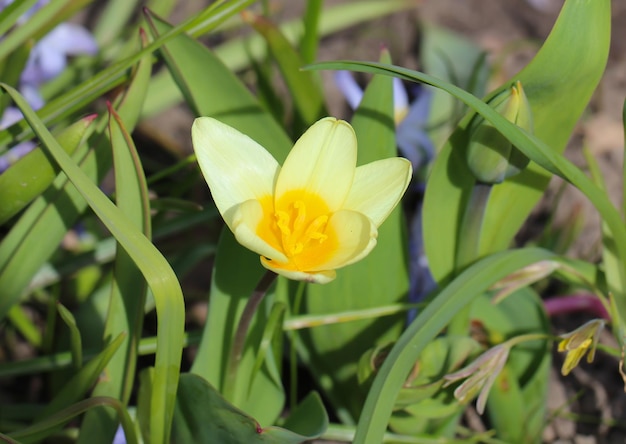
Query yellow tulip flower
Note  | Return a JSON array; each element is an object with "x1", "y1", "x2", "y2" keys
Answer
[{"x1": 192, "y1": 117, "x2": 412, "y2": 284}]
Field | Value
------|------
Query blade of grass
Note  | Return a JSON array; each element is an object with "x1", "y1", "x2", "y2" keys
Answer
[
  {"x1": 77, "y1": 32, "x2": 153, "y2": 444},
  {"x1": 56, "y1": 302, "x2": 83, "y2": 370}
]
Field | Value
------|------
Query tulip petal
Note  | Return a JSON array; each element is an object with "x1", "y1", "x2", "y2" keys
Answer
[
  {"x1": 309, "y1": 209, "x2": 377, "y2": 271},
  {"x1": 192, "y1": 117, "x2": 280, "y2": 221},
  {"x1": 343, "y1": 158, "x2": 412, "y2": 227},
  {"x1": 226, "y1": 199, "x2": 288, "y2": 263},
  {"x1": 260, "y1": 257, "x2": 336, "y2": 284},
  {"x1": 276, "y1": 117, "x2": 356, "y2": 211}
]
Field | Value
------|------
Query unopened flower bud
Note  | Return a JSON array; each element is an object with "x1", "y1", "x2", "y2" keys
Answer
[{"x1": 466, "y1": 81, "x2": 533, "y2": 184}]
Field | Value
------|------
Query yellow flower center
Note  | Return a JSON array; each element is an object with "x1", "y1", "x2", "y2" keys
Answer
[{"x1": 257, "y1": 190, "x2": 337, "y2": 271}]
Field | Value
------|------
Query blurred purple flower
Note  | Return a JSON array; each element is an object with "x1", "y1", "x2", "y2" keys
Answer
[
  {"x1": 334, "y1": 71, "x2": 437, "y2": 317},
  {"x1": 0, "y1": 0, "x2": 97, "y2": 173},
  {"x1": 21, "y1": 23, "x2": 98, "y2": 87},
  {"x1": 334, "y1": 70, "x2": 435, "y2": 173},
  {"x1": 0, "y1": 107, "x2": 36, "y2": 173},
  {"x1": 112, "y1": 425, "x2": 126, "y2": 444}
]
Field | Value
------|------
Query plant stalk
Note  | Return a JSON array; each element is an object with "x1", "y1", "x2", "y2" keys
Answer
[
  {"x1": 449, "y1": 182, "x2": 492, "y2": 336},
  {"x1": 223, "y1": 270, "x2": 277, "y2": 399}
]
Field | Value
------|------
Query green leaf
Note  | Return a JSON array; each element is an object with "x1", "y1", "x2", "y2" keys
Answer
[
  {"x1": 140, "y1": 0, "x2": 415, "y2": 120},
  {"x1": 191, "y1": 231, "x2": 285, "y2": 425},
  {"x1": 421, "y1": 0, "x2": 611, "y2": 283},
  {"x1": 243, "y1": 11, "x2": 326, "y2": 128},
  {"x1": 78, "y1": 100, "x2": 152, "y2": 444},
  {"x1": 299, "y1": 0, "x2": 322, "y2": 64},
  {"x1": 0, "y1": 0, "x2": 39, "y2": 39},
  {"x1": 37, "y1": 332, "x2": 125, "y2": 423},
  {"x1": 0, "y1": 35, "x2": 151, "y2": 324},
  {"x1": 93, "y1": 0, "x2": 142, "y2": 46},
  {"x1": 301, "y1": 49, "x2": 407, "y2": 423},
  {"x1": 470, "y1": 288, "x2": 551, "y2": 442},
  {"x1": 420, "y1": 25, "x2": 489, "y2": 148},
  {"x1": 56, "y1": 303, "x2": 83, "y2": 370},
  {"x1": 0, "y1": 0, "x2": 253, "y2": 149},
  {"x1": 0, "y1": 0, "x2": 78, "y2": 62},
  {"x1": 171, "y1": 374, "x2": 325, "y2": 443},
  {"x1": 147, "y1": 11, "x2": 294, "y2": 425},
  {"x1": 1, "y1": 84, "x2": 184, "y2": 444},
  {"x1": 305, "y1": 56, "x2": 626, "y2": 320},
  {"x1": 0, "y1": 115, "x2": 96, "y2": 224},
  {"x1": 347, "y1": 247, "x2": 556, "y2": 444},
  {"x1": 145, "y1": 10, "x2": 292, "y2": 162},
  {"x1": 77, "y1": 31, "x2": 152, "y2": 443},
  {"x1": 9, "y1": 396, "x2": 137, "y2": 444}
]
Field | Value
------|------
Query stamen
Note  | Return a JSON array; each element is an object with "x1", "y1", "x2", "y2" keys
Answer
[
  {"x1": 292, "y1": 200, "x2": 306, "y2": 234},
  {"x1": 273, "y1": 200, "x2": 329, "y2": 260},
  {"x1": 305, "y1": 215, "x2": 328, "y2": 242}
]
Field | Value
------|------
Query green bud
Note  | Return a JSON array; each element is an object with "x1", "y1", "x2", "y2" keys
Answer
[{"x1": 466, "y1": 81, "x2": 533, "y2": 184}]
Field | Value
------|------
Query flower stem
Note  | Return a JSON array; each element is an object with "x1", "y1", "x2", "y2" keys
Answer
[
  {"x1": 449, "y1": 183, "x2": 492, "y2": 336},
  {"x1": 223, "y1": 270, "x2": 277, "y2": 400},
  {"x1": 289, "y1": 281, "x2": 306, "y2": 408},
  {"x1": 456, "y1": 183, "x2": 492, "y2": 271}
]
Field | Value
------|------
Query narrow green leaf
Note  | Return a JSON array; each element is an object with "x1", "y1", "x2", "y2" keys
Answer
[
  {"x1": 145, "y1": 11, "x2": 292, "y2": 162},
  {"x1": 420, "y1": 25, "x2": 489, "y2": 148},
  {"x1": 9, "y1": 396, "x2": 137, "y2": 444},
  {"x1": 1, "y1": 84, "x2": 184, "y2": 444},
  {"x1": 56, "y1": 303, "x2": 83, "y2": 370},
  {"x1": 191, "y1": 231, "x2": 285, "y2": 425},
  {"x1": 140, "y1": 0, "x2": 415, "y2": 120},
  {"x1": 0, "y1": 0, "x2": 81, "y2": 62},
  {"x1": 0, "y1": 0, "x2": 39, "y2": 39},
  {"x1": 0, "y1": 41, "x2": 31, "y2": 116},
  {"x1": 37, "y1": 332, "x2": 125, "y2": 421},
  {"x1": 388, "y1": 0, "x2": 612, "y2": 285},
  {"x1": 243, "y1": 11, "x2": 326, "y2": 128},
  {"x1": 249, "y1": 302, "x2": 286, "y2": 394},
  {"x1": 6, "y1": 305, "x2": 42, "y2": 347},
  {"x1": 302, "y1": 49, "x2": 406, "y2": 423},
  {"x1": 470, "y1": 289, "x2": 550, "y2": 441},
  {"x1": 147, "y1": 11, "x2": 292, "y2": 425},
  {"x1": 622, "y1": 98, "x2": 626, "y2": 218},
  {"x1": 305, "y1": 59, "x2": 626, "y2": 321},
  {"x1": 0, "y1": 0, "x2": 253, "y2": 149},
  {"x1": 300, "y1": 0, "x2": 323, "y2": 65},
  {"x1": 481, "y1": 0, "x2": 611, "y2": 256},
  {"x1": 0, "y1": 30, "x2": 152, "y2": 323},
  {"x1": 347, "y1": 248, "x2": 556, "y2": 444},
  {"x1": 0, "y1": 115, "x2": 96, "y2": 224},
  {"x1": 78, "y1": 30, "x2": 153, "y2": 444},
  {"x1": 93, "y1": 0, "x2": 142, "y2": 46}
]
